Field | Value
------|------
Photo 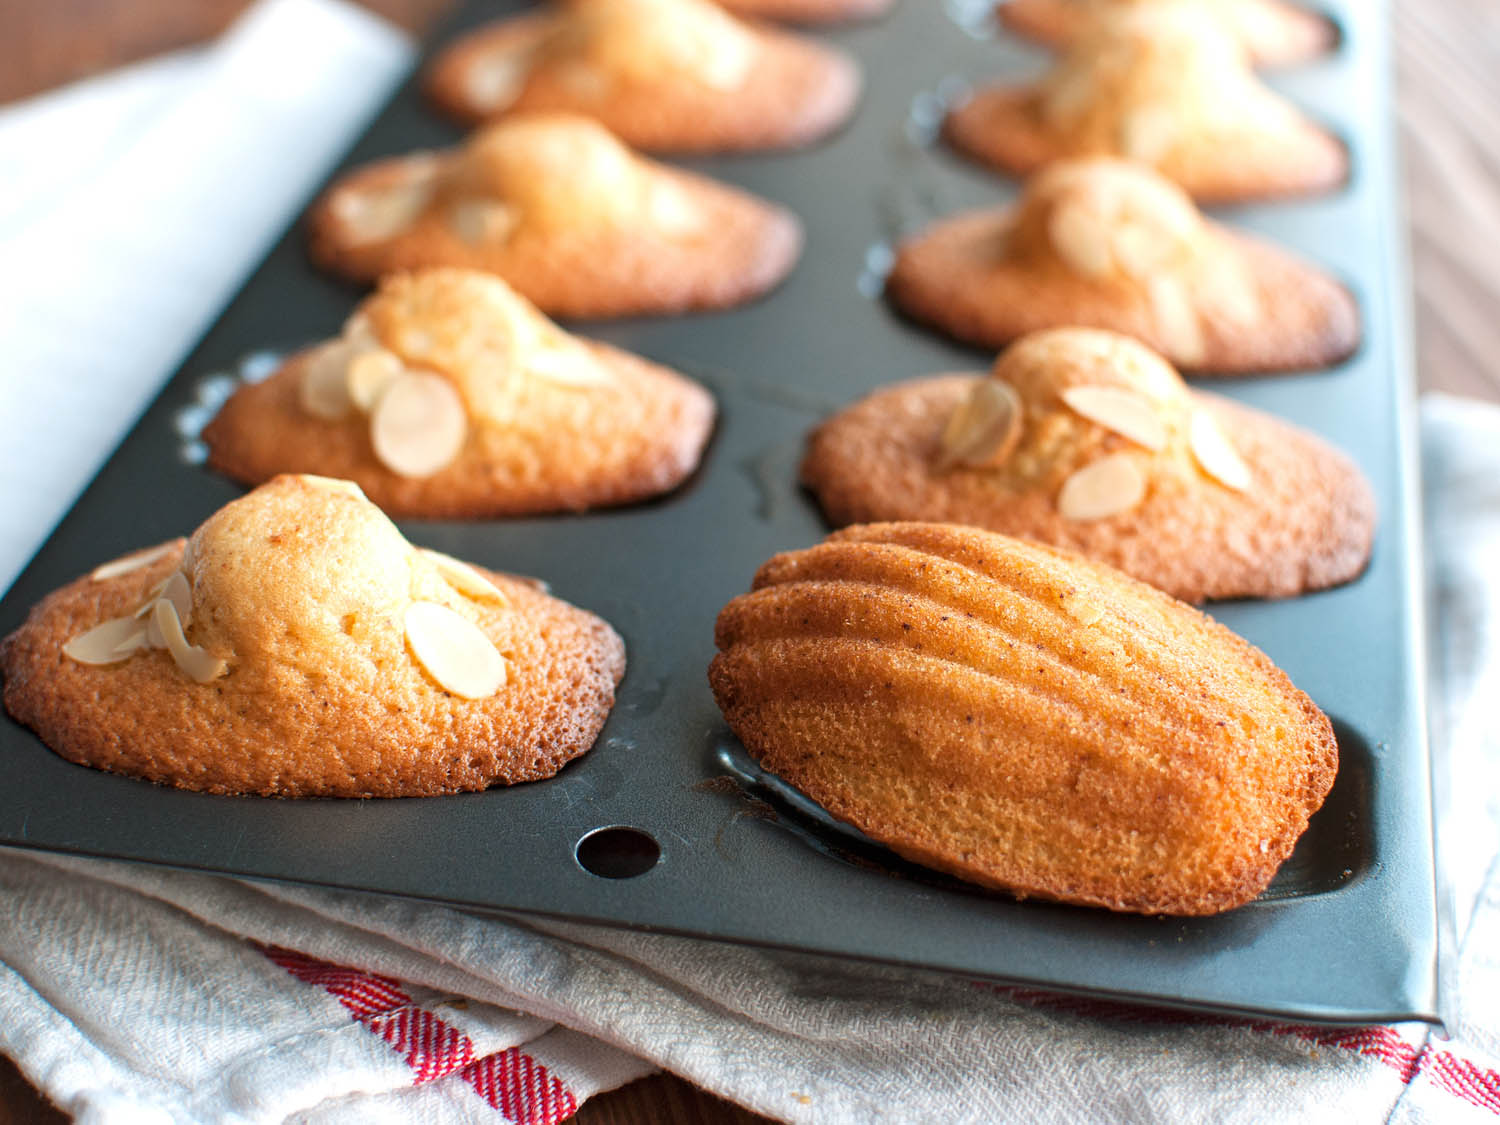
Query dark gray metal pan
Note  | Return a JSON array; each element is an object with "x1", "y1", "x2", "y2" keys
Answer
[{"x1": 0, "y1": 0, "x2": 1437, "y2": 1025}]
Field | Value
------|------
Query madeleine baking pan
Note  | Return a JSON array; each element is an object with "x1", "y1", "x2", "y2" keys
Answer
[{"x1": 0, "y1": 0, "x2": 1438, "y2": 1024}]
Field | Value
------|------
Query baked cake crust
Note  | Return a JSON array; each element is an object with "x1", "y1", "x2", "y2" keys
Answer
[
  {"x1": 709, "y1": 521, "x2": 1339, "y2": 915},
  {"x1": 801, "y1": 331, "x2": 1375, "y2": 602},
  {"x1": 1, "y1": 476, "x2": 626, "y2": 798},
  {"x1": 886, "y1": 161, "x2": 1359, "y2": 373},
  {"x1": 423, "y1": 2, "x2": 860, "y2": 152},
  {"x1": 203, "y1": 270, "x2": 717, "y2": 518}
]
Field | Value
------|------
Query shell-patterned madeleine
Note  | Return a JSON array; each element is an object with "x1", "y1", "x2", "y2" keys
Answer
[
  {"x1": 709, "y1": 521, "x2": 1339, "y2": 915},
  {"x1": 801, "y1": 329, "x2": 1375, "y2": 602},
  {"x1": 999, "y1": 0, "x2": 1336, "y2": 69},
  {"x1": 887, "y1": 158, "x2": 1359, "y2": 373},
  {"x1": 0, "y1": 475, "x2": 625, "y2": 797},
  {"x1": 945, "y1": 1, "x2": 1346, "y2": 203},
  {"x1": 423, "y1": 0, "x2": 860, "y2": 152},
  {"x1": 203, "y1": 269, "x2": 715, "y2": 518},
  {"x1": 307, "y1": 113, "x2": 803, "y2": 317}
]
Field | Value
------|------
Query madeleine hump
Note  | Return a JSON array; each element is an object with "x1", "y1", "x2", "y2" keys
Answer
[{"x1": 708, "y1": 522, "x2": 1339, "y2": 915}]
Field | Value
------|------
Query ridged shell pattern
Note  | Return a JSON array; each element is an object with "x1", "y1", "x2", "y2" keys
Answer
[{"x1": 709, "y1": 522, "x2": 1338, "y2": 915}]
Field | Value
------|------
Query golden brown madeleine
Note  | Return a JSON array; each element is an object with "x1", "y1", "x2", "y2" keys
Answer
[
  {"x1": 999, "y1": 0, "x2": 1336, "y2": 68},
  {"x1": 424, "y1": 0, "x2": 860, "y2": 152},
  {"x1": 801, "y1": 329, "x2": 1375, "y2": 601},
  {"x1": 204, "y1": 270, "x2": 715, "y2": 518},
  {"x1": 718, "y1": 0, "x2": 896, "y2": 25},
  {"x1": 887, "y1": 159, "x2": 1359, "y2": 373},
  {"x1": 709, "y1": 521, "x2": 1339, "y2": 915},
  {"x1": 307, "y1": 114, "x2": 803, "y2": 316},
  {"x1": 0, "y1": 475, "x2": 626, "y2": 797},
  {"x1": 945, "y1": 2, "x2": 1346, "y2": 203}
]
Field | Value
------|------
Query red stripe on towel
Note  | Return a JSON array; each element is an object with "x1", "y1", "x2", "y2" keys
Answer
[{"x1": 260, "y1": 944, "x2": 579, "y2": 1121}]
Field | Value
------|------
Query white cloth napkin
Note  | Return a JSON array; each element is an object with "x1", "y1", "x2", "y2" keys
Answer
[
  {"x1": 0, "y1": 0, "x2": 413, "y2": 598},
  {"x1": 3, "y1": 2, "x2": 1500, "y2": 1121}
]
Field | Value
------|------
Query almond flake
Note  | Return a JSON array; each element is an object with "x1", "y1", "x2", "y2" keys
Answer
[
  {"x1": 111, "y1": 628, "x2": 151, "y2": 658},
  {"x1": 1148, "y1": 275, "x2": 1207, "y2": 367},
  {"x1": 369, "y1": 372, "x2": 469, "y2": 479},
  {"x1": 1120, "y1": 105, "x2": 1178, "y2": 164},
  {"x1": 346, "y1": 347, "x2": 405, "y2": 411},
  {"x1": 449, "y1": 198, "x2": 520, "y2": 246},
  {"x1": 91, "y1": 544, "x2": 173, "y2": 582},
  {"x1": 648, "y1": 182, "x2": 703, "y2": 237},
  {"x1": 342, "y1": 313, "x2": 379, "y2": 351},
  {"x1": 526, "y1": 348, "x2": 610, "y2": 388},
  {"x1": 335, "y1": 168, "x2": 437, "y2": 246},
  {"x1": 63, "y1": 617, "x2": 149, "y2": 666},
  {"x1": 1202, "y1": 266, "x2": 1262, "y2": 327},
  {"x1": 299, "y1": 341, "x2": 356, "y2": 421},
  {"x1": 466, "y1": 45, "x2": 534, "y2": 111},
  {"x1": 158, "y1": 572, "x2": 193, "y2": 628},
  {"x1": 296, "y1": 475, "x2": 365, "y2": 498},
  {"x1": 420, "y1": 549, "x2": 509, "y2": 606},
  {"x1": 1060, "y1": 386, "x2": 1167, "y2": 451},
  {"x1": 938, "y1": 379, "x2": 1024, "y2": 470},
  {"x1": 152, "y1": 599, "x2": 227, "y2": 684},
  {"x1": 1057, "y1": 454, "x2": 1146, "y2": 520},
  {"x1": 1190, "y1": 410, "x2": 1252, "y2": 491},
  {"x1": 1110, "y1": 223, "x2": 1171, "y2": 280},
  {"x1": 558, "y1": 61, "x2": 611, "y2": 99},
  {"x1": 404, "y1": 601, "x2": 507, "y2": 699},
  {"x1": 1048, "y1": 202, "x2": 1114, "y2": 279}
]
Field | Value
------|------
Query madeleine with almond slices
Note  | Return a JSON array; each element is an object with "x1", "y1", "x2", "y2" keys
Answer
[
  {"x1": 801, "y1": 329, "x2": 1374, "y2": 602},
  {"x1": 1, "y1": 475, "x2": 625, "y2": 797},
  {"x1": 204, "y1": 269, "x2": 715, "y2": 519}
]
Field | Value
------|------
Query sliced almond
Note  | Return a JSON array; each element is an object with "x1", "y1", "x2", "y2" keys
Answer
[
  {"x1": 158, "y1": 572, "x2": 193, "y2": 629},
  {"x1": 64, "y1": 617, "x2": 150, "y2": 666},
  {"x1": 526, "y1": 348, "x2": 610, "y2": 388},
  {"x1": 1190, "y1": 410, "x2": 1252, "y2": 491},
  {"x1": 1110, "y1": 223, "x2": 1175, "y2": 281},
  {"x1": 1120, "y1": 105, "x2": 1178, "y2": 164},
  {"x1": 420, "y1": 549, "x2": 509, "y2": 607},
  {"x1": 1048, "y1": 202, "x2": 1114, "y2": 279},
  {"x1": 152, "y1": 599, "x2": 227, "y2": 684},
  {"x1": 334, "y1": 166, "x2": 438, "y2": 246},
  {"x1": 648, "y1": 182, "x2": 704, "y2": 237},
  {"x1": 449, "y1": 198, "x2": 520, "y2": 246},
  {"x1": 299, "y1": 341, "x2": 356, "y2": 421},
  {"x1": 369, "y1": 372, "x2": 469, "y2": 479},
  {"x1": 111, "y1": 628, "x2": 151, "y2": 657},
  {"x1": 144, "y1": 605, "x2": 167, "y2": 649},
  {"x1": 1202, "y1": 266, "x2": 1262, "y2": 328},
  {"x1": 557, "y1": 60, "x2": 612, "y2": 99},
  {"x1": 938, "y1": 379, "x2": 1024, "y2": 470},
  {"x1": 1148, "y1": 275, "x2": 1207, "y2": 367},
  {"x1": 346, "y1": 347, "x2": 405, "y2": 411},
  {"x1": 341, "y1": 313, "x2": 381, "y2": 354},
  {"x1": 296, "y1": 475, "x2": 364, "y2": 498},
  {"x1": 1041, "y1": 69, "x2": 1094, "y2": 126},
  {"x1": 1060, "y1": 386, "x2": 1167, "y2": 451},
  {"x1": 404, "y1": 601, "x2": 507, "y2": 699},
  {"x1": 466, "y1": 45, "x2": 535, "y2": 111},
  {"x1": 1057, "y1": 454, "x2": 1147, "y2": 521},
  {"x1": 91, "y1": 544, "x2": 174, "y2": 582}
]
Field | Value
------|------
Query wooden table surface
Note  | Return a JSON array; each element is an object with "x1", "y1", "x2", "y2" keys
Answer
[{"x1": 0, "y1": 0, "x2": 1495, "y2": 1121}]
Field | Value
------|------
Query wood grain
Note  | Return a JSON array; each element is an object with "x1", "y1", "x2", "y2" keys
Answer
[{"x1": 0, "y1": 0, "x2": 1493, "y2": 1122}]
